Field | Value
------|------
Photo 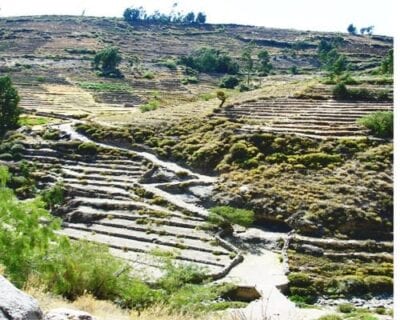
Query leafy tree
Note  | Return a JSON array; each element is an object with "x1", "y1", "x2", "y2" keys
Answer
[
  {"x1": 179, "y1": 48, "x2": 239, "y2": 74},
  {"x1": 184, "y1": 12, "x2": 196, "y2": 24},
  {"x1": 360, "y1": 26, "x2": 374, "y2": 35},
  {"x1": 0, "y1": 76, "x2": 21, "y2": 137},
  {"x1": 257, "y1": 49, "x2": 273, "y2": 75},
  {"x1": 241, "y1": 43, "x2": 255, "y2": 85},
  {"x1": 347, "y1": 24, "x2": 357, "y2": 35},
  {"x1": 93, "y1": 47, "x2": 122, "y2": 77},
  {"x1": 123, "y1": 7, "x2": 146, "y2": 24},
  {"x1": 330, "y1": 54, "x2": 348, "y2": 75},
  {"x1": 216, "y1": 91, "x2": 227, "y2": 108},
  {"x1": 196, "y1": 12, "x2": 207, "y2": 24},
  {"x1": 380, "y1": 49, "x2": 393, "y2": 74}
]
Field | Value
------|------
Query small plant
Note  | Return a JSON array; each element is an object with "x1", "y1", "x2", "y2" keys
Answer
[{"x1": 143, "y1": 71, "x2": 155, "y2": 79}]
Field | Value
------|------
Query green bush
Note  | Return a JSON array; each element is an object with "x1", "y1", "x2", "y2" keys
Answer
[
  {"x1": 208, "y1": 206, "x2": 254, "y2": 229},
  {"x1": 357, "y1": 112, "x2": 393, "y2": 139},
  {"x1": 143, "y1": 71, "x2": 155, "y2": 79},
  {"x1": 288, "y1": 273, "x2": 312, "y2": 287},
  {"x1": 219, "y1": 75, "x2": 239, "y2": 89},
  {"x1": 140, "y1": 99, "x2": 160, "y2": 112},
  {"x1": 77, "y1": 142, "x2": 98, "y2": 155},
  {"x1": 179, "y1": 47, "x2": 239, "y2": 74},
  {"x1": 338, "y1": 303, "x2": 354, "y2": 313},
  {"x1": 41, "y1": 182, "x2": 65, "y2": 210}
]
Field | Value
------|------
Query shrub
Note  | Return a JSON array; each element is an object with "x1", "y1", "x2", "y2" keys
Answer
[
  {"x1": 179, "y1": 47, "x2": 239, "y2": 74},
  {"x1": 317, "y1": 316, "x2": 342, "y2": 320},
  {"x1": 181, "y1": 76, "x2": 198, "y2": 85},
  {"x1": 0, "y1": 76, "x2": 21, "y2": 136},
  {"x1": 229, "y1": 141, "x2": 258, "y2": 163},
  {"x1": 159, "y1": 59, "x2": 177, "y2": 70},
  {"x1": 143, "y1": 71, "x2": 155, "y2": 79},
  {"x1": 332, "y1": 82, "x2": 348, "y2": 99},
  {"x1": 77, "y1": 142, "x2": 98, "y2": 155},
  {"x1": 140, "y1": 99, "x2": 159, "y2": 112},
  {"x1": 357, "y1": 112, "x2": 393, "y2": 139},
  {"x1": 288, "y1": 273, "x2": 312, "y2": 287},
  {"x1": 41, "y1": 182, "x2": 65, "y2": 210},
  {"x1": 338, "y1": 303, "x2": 354, "y2": 313},
  {"x1": 219, "y1": 75, "x2": 239, "y2": 89},
  {"x1": 93, "y1": 47, "x2": 122, "y2": 77},
  {"x1": 208, "y1": 206, "x2": 254, "y2": 229}
]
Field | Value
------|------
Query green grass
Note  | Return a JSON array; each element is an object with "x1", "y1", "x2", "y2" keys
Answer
[
  {"x1": 77, "y1": 81, "x2": 132, "y2": 92},
  {"x1": 18, "y1": 116, "x2": 52, "y2": 126}
]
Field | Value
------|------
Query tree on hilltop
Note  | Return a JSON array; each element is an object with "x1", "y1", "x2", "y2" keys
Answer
[{"x1": 347, "y1": 24, "x2": 357, "y2": 35}]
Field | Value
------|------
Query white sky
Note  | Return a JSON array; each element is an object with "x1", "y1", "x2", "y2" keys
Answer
[{"x1": 0, "y1": 0, "x2": 396, "y2": 36}]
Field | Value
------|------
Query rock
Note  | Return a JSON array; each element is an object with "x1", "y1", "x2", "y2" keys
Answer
[
  {"x1": 0, "y1": 275, "x2": 43, "y2": 320},
  {"x1": 45, "y1": 308, "x2": 96, "y2": 320},
  {"x1": 297, "y1": 244, "x2": 324, "y2": 256}
]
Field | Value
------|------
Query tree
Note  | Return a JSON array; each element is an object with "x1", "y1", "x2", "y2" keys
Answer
[
  {"x1": 360, "y1": 26, "x2": 374, "y2": 36},
  {"x1": 0, "y1": 76, "x2": 21, "y2": 137},
  {"x1": 93, "y1": 47, "x2": 122, "y2": 77},
  {"x1": 380, "y1": 49, "x2": 393, "y2": 74},
  {"x1": 347, "y1": 24, "x2": 357, "y2": 35},
  {"x1": 216, "y1": 91, "x2": 227, "y2": 108},
  {"x1": 184, "y1": 12, "x2": 195, "y2": 24},
  {"x1": 257, "y1": 49, "x2": 273, "y2": 76},
  {"x1": 195, "y1": 12, "x2": 206, "y2": 24},
  {"x1": 241, "y1": 42, "x2": 255, "y2": 86},
  {"x1": 123, "y1": 7, "x2": 146, "y2": 24}
]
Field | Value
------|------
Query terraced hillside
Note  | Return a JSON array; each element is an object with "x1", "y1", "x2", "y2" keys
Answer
[
  {"x1": 215, "y1": 83, "x2": 393, "y2": 139},
  {"x1": 0, "y1": 14, "x2": 394, "y2": 320},
  {"x1": 16, "y1": 123, "x2": 240, "y2": 280}
]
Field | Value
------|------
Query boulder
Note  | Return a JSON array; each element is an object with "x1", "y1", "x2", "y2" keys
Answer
[
  {"x1": 45, "y1": 308, "x2": 96, "y2": 320},
  {"x1": 0, "y1": 275, "x2": 43, "y2": 320}
]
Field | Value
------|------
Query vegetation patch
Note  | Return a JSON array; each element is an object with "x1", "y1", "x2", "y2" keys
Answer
[
  {"x1": 357, "y1": 112, "x2": 393, "y2": 139},
  {"x1": 77, "y1": 81, "x2": 132, "y2": 92}
]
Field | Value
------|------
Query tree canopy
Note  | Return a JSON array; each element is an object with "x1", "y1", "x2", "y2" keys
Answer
[{"x1": 0, "y1": 76, "x2": 21, "y2": 137}]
